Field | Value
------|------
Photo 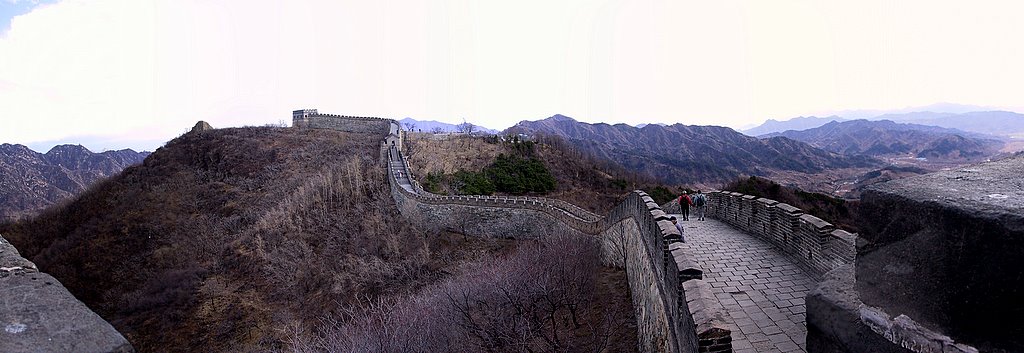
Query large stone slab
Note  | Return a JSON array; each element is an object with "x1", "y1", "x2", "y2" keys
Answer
[
  {"x1": 1, "y1": 235, "x2": 132, "y2": 353},
  {"x1": 856, "y1": 154, "x2": 1024, "y2": 352}
]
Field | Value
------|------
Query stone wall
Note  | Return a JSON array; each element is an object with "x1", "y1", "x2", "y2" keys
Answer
[
  {"x1": 292, "y1": 114, "x2": 393, "y2": 135},
  {"x1": 387, "y1": 147, "x2": 732, "y2": 353},
  {"x1": 704, "y1": 191, "x2": 855, "y2": 279},
  {"x1": 850, "y1": 155, "x2": 1023, "y2": 353},
  {"x1": 1, "y1": 235, "x2": 132, "y2": 353}
]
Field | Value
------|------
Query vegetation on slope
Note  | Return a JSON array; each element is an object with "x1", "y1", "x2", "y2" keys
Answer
[
  {"x1": 0, "y1": 128, "x2": 509, "y2": 351},
  {"x1": 406, "y1": 133, "x2": 672, "y2": 213},
  {"x1": 723, "y1": 176, "x2": 860, "y2": 232},
  {"x1": 1, "y1": 127, "x2": 639, "y2": 352},
  {"x1": 293, "y1": 235, "x2": 636, "y2": 352},
  {"x1": 417, "y1": 136, "x2": 555, "y2": 195}
]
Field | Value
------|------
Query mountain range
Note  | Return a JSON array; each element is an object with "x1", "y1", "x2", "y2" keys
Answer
[
  {"x1": 0, "y1": 144, "x2": 149, "y2": 221},
  {"x1": 506, "y1": 114, "x2": 879, "y2": 185},
  {"x1": 743, "y1": 116, "x2": 846, "y2": 136},
  {"x1": 745, "y1": 110, "x2": 1024, "y2": 137},
  {"x1": 765, "y1": 120, "x2": 1005, "y2": 160},
  {"x1": 398, "y1": 117, "x2": 499, "y2": 134}
]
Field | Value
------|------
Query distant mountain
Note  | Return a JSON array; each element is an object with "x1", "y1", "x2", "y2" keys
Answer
[
  {"x1": 506, "y1": 114, "x2": 879, "y2": 185},
  {"x1": 824, "y1": 103, "x2": 992, "y2": 119},
  {"x1": 635, "y1": 123, "x2": 667, "y2": 128},
  {"x1": 0, "y1": 144, "x2": 149, "y2": 221},
  {"x1": 766, "y1": 120, "x2": 1004, "y2": 160},
  {"x1": 398, "y1": 118, "x2": 499, "y2": 134},
  {"x1": 868, "y1": 111, "x2": 1024, "y2": 137},
  {"x1": 743, "y1": 116, "x2": 846, "y2": 136}
]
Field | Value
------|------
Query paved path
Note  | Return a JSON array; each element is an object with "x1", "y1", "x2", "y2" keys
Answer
[{"x1": 674, "y1": 217, "x2": 814, "y2": 353}]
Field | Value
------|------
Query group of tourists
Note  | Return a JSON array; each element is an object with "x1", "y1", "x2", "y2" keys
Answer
[
  {"x1": 668, "y1": 189, "x2": 707, "y2": 244},
  {"x1": 678, "y1": 190, "x2": 707, "y2": 221}
]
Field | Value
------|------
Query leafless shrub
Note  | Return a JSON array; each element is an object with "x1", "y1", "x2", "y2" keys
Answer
[{"x1": 295, "y1": 234, "x2": 618, "y2": 353}]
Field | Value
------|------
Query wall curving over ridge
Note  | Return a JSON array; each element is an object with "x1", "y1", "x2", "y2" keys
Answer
[
  {"x1": 294, "y1": 114, "x2": 734, "y2": 353},
  {"x1": 386, "y1": 145, "x2": 731, "y2": 353}
]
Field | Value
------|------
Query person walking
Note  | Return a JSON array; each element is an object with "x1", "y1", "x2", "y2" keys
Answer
[
  {"x1": 679, "y1": 191, "x2": 693, "y2": 221},
  {"x1": 670, "y1": 216, "x2": 685, "y2": 243},
  {"x1": 693, "y1": 190, "x2": 707, "y2": 221}
]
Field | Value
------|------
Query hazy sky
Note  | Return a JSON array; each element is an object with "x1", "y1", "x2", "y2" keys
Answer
[{"x1": 1, "y1": 0, "x2": 1022, "y2": 151}]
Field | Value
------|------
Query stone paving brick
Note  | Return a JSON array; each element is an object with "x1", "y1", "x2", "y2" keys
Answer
[{"x1": 676, "y1": 217, "x2": 813, "y2": 353}]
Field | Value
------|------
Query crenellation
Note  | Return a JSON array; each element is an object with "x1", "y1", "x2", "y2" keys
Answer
[{"x1": 703, "y1": 191, "x2": 854, "y2": 279}]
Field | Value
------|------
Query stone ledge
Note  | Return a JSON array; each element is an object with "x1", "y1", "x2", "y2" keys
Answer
[
  {"x1": 682, "y1": 280, "x2": 732, "y2": 353},
  {"x1": 775, "y1": 202, "x2": 802, "y2": 214},
  {"x1": 799, "y1": 214, "x2": 834, "y2": 231},
  {"x1": 1, "y1": 235, "x2": 133, "y2": 353},
  {"x1": 807, "y1": 264, "x2": 981, "y2": 353},
  {"x1": 669, "y1": 243, "x2": 702, "y2": 282}
]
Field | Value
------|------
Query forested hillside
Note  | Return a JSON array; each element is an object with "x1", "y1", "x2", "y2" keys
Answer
[{"x1": 0, "y1": 127, "x2": 638, "y2": 352}]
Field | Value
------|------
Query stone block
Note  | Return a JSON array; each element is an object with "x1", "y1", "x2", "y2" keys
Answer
[
  {"x1": 1, "y1": 236, "x2": 132, "y2": 353},
  {"x1": 775, "y1": 202, "x2": 802, "y2": 214},
  {"x1": 856, "y1": 155, "x2": 1024, "y2": 352},
  {"x1": 683, "y1": 280, "x2": 732, "y2": 352}
]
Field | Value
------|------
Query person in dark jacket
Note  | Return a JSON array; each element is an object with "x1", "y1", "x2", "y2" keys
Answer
[
  {"x1": 669, "y1": 216, "x2": 685, "y2": 243},
  {"x1": 693, "y1": 190, "x2": 707, "y2": 221},
  {"x1": 679, "y1": 191, "x2": 693, "y2": 221}
]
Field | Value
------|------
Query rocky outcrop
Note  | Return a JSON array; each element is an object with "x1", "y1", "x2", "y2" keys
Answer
[
  {"x1": 1, "y1": 234, "x2": 132, "y2": 352},
  {"x1": 190, "y1": 121, "x2": 214, "y2": 133}
]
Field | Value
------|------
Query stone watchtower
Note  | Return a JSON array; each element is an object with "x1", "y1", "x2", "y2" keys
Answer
[{"x1": 292, "y1": 109, "x2": 318, "y2": 127}]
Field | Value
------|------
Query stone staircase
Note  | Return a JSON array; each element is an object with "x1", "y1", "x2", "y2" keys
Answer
[{"x1": 389, "y1": 158, "x2": 414, "y2": 192}]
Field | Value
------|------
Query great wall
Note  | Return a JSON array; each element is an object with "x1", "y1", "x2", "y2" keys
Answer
[{"x1": 2, "y1": 111, "x2": 1020, "y2": 353}]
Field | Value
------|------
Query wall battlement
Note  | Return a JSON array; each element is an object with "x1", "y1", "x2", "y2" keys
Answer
[
  {"x1": 699, "y1": 191, "x2": 856, "y2": 279},
  {"x1": 292, "y1": 112, "x2": 398, "y2": 136}
]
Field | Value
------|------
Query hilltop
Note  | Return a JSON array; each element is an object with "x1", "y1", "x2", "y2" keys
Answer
[
  {"x1": 0, "y1": 128, "x2": 479, "y2": 351},
  {"x1": 743, "y1": 116, "x2": 845, "y2": 136},
  {"x1": 404, "y1": 132, "x2": 682, "y2": 213},
  {"x1": 0, "y1": 143, "x2": 148, "y2": 221}
]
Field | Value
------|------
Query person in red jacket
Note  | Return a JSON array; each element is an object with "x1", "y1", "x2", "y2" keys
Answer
[{"x1": 679, "y1": 191, "x2": 694, "y2": 221}]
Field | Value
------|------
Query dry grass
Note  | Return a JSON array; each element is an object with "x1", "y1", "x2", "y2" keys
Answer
[
  {"x1": 404, "y1": 134, "x2": 669, "y2": 214},
  {"x1": 405, "y1": 134, "x2": 504, "y2": 175}
]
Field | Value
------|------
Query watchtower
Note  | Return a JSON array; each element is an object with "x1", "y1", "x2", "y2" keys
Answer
[{"x1": 292, "y1": 109, "x2": 318, "y2": 127}]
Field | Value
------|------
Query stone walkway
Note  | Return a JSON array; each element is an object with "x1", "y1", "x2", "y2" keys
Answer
[{"x1": 674, "y1": 217, "x2": 814, "y2": 353}]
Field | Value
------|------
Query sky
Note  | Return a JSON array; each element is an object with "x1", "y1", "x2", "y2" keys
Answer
[{"x1": 1, "y1": 0, "x2": 1022, "y2": 152}]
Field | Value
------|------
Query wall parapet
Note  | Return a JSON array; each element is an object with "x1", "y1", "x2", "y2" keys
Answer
[
  {"x1": 386, "y1": 146, "x2": 731, "y2": 353},
  {"x1": 704, "y1": 190, "x2": 855, "y2": 279}
]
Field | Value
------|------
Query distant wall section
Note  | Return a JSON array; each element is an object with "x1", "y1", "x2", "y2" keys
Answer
[{"x1": 293, "y1": 114, "x2": 393, "y2": 135}]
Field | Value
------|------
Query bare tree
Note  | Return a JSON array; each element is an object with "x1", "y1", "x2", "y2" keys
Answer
[
  {"x1": 402, "y1": 122, "x2": 417, "y2": 132},
  {"x1": 456, "y1": 119, "x2": 477, "y2": 135},
  {"x1": 430, "y1": 127, "x2": 445, "y2": 134}
]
